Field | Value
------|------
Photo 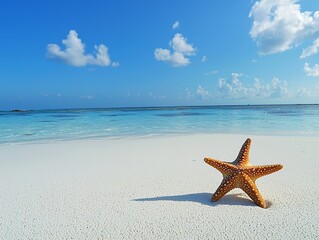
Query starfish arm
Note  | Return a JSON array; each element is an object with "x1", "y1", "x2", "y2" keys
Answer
[
  {"x1": 233, "y1": 138, "x2": 251, "y2": 167},
  {"x1": 240, "y1": 173, "x2": 266, "y2": 208},
  {"x1": 204, "y1": 158, "x2": 237, "y2": 175},
  {"x1": 212, "y1": 173, "x2": 237, "y2": 202},
  {"x1": 245, "y1": 164, "x2": 283, "y2": 180}
]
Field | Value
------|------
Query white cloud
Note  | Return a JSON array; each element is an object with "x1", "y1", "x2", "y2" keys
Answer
[
  {"x1": 94, "y1": 44, "x2": 111, "y2": 66},
  {"x1": 169, "y1": 52, "x2": 190, "y2": 66},
  {"x1": 300, "y1": 38, "x2": 319, "y2": 58},
  {"x1": 304, "y1": 62, "x2": 319, "y2": 76},
  {"x1": 249, "y1": 0, "x2": 319, "y2": 55},
  {"x1": 154, "y1": 33, "x2": 196, "y2": 67},
  {"x1": 217, "y1": 73, "x2": 255, "y2": 98},
  {"x1": 201, "y1": 56, "x2": 208, "y2": 62},
  {"x1": 172, "y1": 21, "x2": 180, "y2": 29},
  {"x1": 217, "y1": 73, "x2": 290, "y2": 98},
  {"x1": 47, "y1": 30, "x2": 118, "y2": 67},
  {"x1": 170, "y1": 33, "x2": 195, "y2": 55},
  {"x1": 154, "y1": 48, "x2": 171, "y2": 61},
  {"x1": 154, "y1": 48, "x2": 190, "y2": 67},
  {"x1": 196, "y1": 85, "x2": 211, "y2": 100}
]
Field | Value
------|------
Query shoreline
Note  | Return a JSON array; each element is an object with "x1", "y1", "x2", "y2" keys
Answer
[
  {"x1": 1, "y1": 134, "x2": 318, "y2": 239},
  {"x1": 2, "y1": 130, "x2": 319, "y2": 146}
]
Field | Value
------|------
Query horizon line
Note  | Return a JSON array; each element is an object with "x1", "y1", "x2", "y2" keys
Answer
[{"x1": 3, "y1": 103, "x2": 319, "y2": 112}]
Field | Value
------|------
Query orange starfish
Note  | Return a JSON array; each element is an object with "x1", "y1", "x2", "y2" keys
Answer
[{"x1": 204, "y1": 138, "x2": 283, "y2": 208}]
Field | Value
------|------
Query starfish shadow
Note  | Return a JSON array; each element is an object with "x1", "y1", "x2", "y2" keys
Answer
[{"x1": 133, "y1": 192, "x2": 272, "y2": 208}]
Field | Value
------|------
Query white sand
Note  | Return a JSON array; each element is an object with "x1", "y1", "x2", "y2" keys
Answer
[{"x1": 0, "y1": 134, "x2": 318, "y2": 239}]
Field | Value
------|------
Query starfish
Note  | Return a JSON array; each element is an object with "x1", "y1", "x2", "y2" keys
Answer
[{"x1": 204, "y1": 138, "x2": 283, "y2": 208}]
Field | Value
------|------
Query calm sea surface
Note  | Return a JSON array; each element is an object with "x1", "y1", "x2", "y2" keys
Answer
[{"x1": 0, "y1": 104, "x2": 319, "y2": 144}]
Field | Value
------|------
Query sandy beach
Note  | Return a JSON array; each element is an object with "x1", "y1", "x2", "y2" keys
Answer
[{"x1": 0, "y1": 134, "x2": 318, "y2": 239}]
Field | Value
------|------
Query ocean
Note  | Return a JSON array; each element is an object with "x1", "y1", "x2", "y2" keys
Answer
[{"x1": 0, "y1": 104, "x2": 319, "y2": 144}]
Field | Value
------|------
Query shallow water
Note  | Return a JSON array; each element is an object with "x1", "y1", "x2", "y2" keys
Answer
[{"x1": 1, "y1": 104, "x2": 319, "y2": 143}]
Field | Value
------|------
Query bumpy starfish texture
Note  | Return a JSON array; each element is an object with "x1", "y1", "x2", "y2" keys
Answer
[{"x1": 204, "y1": 138, "x2": 283, "y2": 208}]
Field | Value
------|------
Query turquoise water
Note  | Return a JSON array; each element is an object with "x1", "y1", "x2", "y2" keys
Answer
[{"x1": 1, "y1": 104, "x2": 319, "y2": 144}]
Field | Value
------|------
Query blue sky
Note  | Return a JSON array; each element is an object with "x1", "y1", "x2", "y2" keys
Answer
[{"x1": 1, "y1": 0, "x2": 319, "y2": 110}]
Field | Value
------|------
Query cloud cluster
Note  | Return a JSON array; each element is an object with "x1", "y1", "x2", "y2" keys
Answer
[
  {"x1": 154, "y1": 33, "x2": 196, "y2": 67},
  {"x1": 249, "y1": 0, "x2": 319, "y2": 55},
  {"x1": 304, "y1": 63, "x2": 319, "y2": 77},
  {"x1": 47, "y1": 30, "x2": 118, "y2": 67},
  {"x1": 196, "y1": 85, "x2": 211, "y2": 100},
  {"x1": 216, "y1": 73, "x2": 290, "y2": 98},
  {"x1": 188, "y1": 73, "x2": 300, "y2": 101}
]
